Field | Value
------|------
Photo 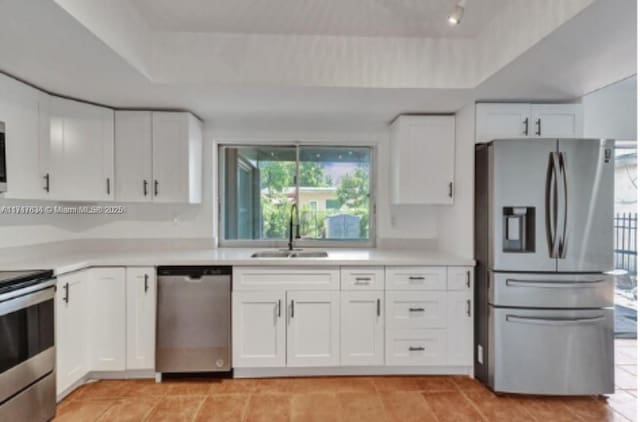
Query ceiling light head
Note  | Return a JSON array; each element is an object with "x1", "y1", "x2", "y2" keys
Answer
[{"x1": 448, "y1": 1, "x2": 466, "y2": 25}]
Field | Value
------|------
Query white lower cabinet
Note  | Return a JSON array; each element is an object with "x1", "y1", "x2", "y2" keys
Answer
[
  {"x1": 446, "y1": 291, "x2": 473, "y2": 366},
  {"x1": 87, "y1": 268, "x2": 126, "y2": 371},
  {"x1": 232, "y1": 291, "x2": 286, "y2": 367},
  {"x1": 286, "y1": 291, "x2": 340, "y2": 367},
  {"x1": 340, "y1": 291, "x2": 384, "y2": 366},
  {"x1": 126, "y1": 267, "x2": 157, "y2": 370},
  {"x1": 56, "y1": 270, "x2": 89, "y2": 395}
]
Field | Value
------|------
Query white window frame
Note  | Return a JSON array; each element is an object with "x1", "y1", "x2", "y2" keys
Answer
[{"x1": 218, "y1": 142, "x2": 377, "y2": 248}]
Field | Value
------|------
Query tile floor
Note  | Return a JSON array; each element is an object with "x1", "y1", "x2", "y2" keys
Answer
[{"x1": 55, "y1": 340, "x2": 637, "y2": 422}]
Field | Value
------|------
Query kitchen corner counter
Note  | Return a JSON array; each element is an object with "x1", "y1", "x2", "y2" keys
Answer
[{"x1": 0, "y1": 247, "x2": 475, "y2": 275}]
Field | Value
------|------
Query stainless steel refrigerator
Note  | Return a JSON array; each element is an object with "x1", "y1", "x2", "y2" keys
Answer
[{"x1": 474, "y1": 138, "x2": 615, "y2": 395}]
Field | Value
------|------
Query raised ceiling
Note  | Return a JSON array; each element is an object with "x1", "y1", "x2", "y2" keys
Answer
[{"x1": 131, "y1": 0, "x2": 507, "y2": 38}]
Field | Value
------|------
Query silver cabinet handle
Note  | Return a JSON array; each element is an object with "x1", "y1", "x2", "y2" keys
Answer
[
  {"x1": 523, "y1": 117, "x2": 529, "y2": 135},
  {"x1": 408, "y1": 276, "x2": 425, "y2": 281},
  {"x1": 448, "y1": 182, "x2": 453, "y2": 198},
  {"x1": 466, "y1": 299, "x2": 471, "y2": 317},
  {"x1": 43, "y1": 173, "x2": 50, "y2": 192},
  {"x1": 466, "y1": 270, "x2": 471, "y2": 288},
  {"x1": 154, "y1": 180, "x2": 159, "y2": 196},
  {"x1": 63, "y1": 282, "x2": 69, "y2": 303},
  {"x1": 506, "y1": 314, "x2": 605, "y2": 326},
  {"x1": 377, "y1": 298, "x2": 381, "y2": 317},
  {"x1": 277, "y1": 299, "x2": 281, "y2": 318},
  {"x1": 409, "y1": 346, "x2": 425, "y2": 351},
  {"x1": 290, "y1": 300, "x2": 294, "y2": 318},
  {"x1": 144, "y1": 274, "x2": 149, "y2": 293},
  {"x1": 535, "y1": 118, "x2": 542, "y2": 135},
  {"x1": 355, "y1": 277, "x2": 371, "y2": 281},
  {"x1": 409, "y1": 307, "x2": 425, "y2": 312},
  {"x1": 106, "y1": 177, "x2": 111, "y2": 195},
  {"x1": 143, "y1": 180, "x2": 149, "y2": 196}
]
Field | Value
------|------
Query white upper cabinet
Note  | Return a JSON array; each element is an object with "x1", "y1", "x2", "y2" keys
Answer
[
  {"x1": 0, "y1": 74, "x2": 48, "y2": 199},
  {"x1": 115, "y1": 111, "x2": 202, "y2": 203},
  {"x1": 530, "y1": 104, "x2": 583, "y2": 138},
  {"x1": 45, "y1": 97, "x2": 114, "y2": 201},
  {"x1": 476, "y1": 103, "x2": 583, "y2": 143},
  {"x1": 475, "y1": 104, "x2": 531, "y2": 142},
  {"x1": 390, "y1": 115, "x2": 455, "y2": 205},
  {"x1": 151, "y1": 112, "x2": 202, "y2": 203},
  {"x1": 115, "y1": 111, "x2": 153, "y2": 202}
]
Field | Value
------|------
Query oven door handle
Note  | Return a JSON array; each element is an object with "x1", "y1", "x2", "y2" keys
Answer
[{"x1": 0, "y1": 284, "x2": 56, "y2": 317}]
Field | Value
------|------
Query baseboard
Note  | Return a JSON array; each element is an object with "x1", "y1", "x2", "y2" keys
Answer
[{"x1": 233, "y1": 366, "x2": 473, "y2": 378}]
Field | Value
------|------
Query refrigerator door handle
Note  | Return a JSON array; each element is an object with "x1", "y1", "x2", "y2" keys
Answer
[
  {"x1": 506, "y1": 314, "x2": 605, "y2": 326},
  {"x1": 558, "y1": 152, "x2": 569, "y2": 258},
  {"x1": 545, "y1": 152, "x2": 561, "y2": 258},
  {"x1": 505, "y1": 278, "x2": 606, "y2": 288}
]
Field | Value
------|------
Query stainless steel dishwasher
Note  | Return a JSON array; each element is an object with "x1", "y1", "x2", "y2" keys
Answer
[{"x1": 156, "y1": 266, "x2": 231, "y2": 374}]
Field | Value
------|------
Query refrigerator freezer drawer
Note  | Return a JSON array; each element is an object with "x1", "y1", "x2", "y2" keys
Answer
[
  {"x1": 490, "y1": 307, "x2": 614, "y2": 395},
  {"x1": 489, "y1": 272, "x2": 613, "y2": 308}
]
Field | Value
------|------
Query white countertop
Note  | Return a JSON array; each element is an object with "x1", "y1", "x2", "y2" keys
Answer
[{"x1": 0, "y1": 247, "x2": 475, "y2": 275}]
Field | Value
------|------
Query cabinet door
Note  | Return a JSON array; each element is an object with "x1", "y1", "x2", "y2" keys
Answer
[
  {"x1": 446, "y1": 267, "x2": 473, "y2": 291},
  {"x1": 151, "y1": 112, "x2": 202, "y2": 203},
  {"x1": 391, "y1": 115, "x2": 455, "y2": 205},
  {"x1": 446, "y1": 291, "x2": 473, "y2": 366},
  {"x1": 48, "y1": 98, "x2": 114, "y2": 201},
  {"x1": 531, "y1": 104, "x2": 583, "y2": 138},
  {"x1": 287, "y1": 291, "x2": 340, "y2": 367},
  {"x1": 55, "y1": 271, "x2": 88, "y2": 395},
  {"x1": 340, "y1": 291, "x2": 383, "y2": 366},
  {"x1": 87, "y1": 268, "x2": 126, "y2": 371},
  {"x1": 115, "y1": 111, "x2": 152, "y2": 202},
  {"x1": 126, "y1": 267, "x2": 156, "y2": 370},
  {"x1": 0, "y1": 74, "x2": 45, "y2": 199},
  {"x1": 232, "y1": 291, "x2": 286, "y2": 367},
  {"x1": 475, "y1": 103, "x2": 531, "y2": 142}
]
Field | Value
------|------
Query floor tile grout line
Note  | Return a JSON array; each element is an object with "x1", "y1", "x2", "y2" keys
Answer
[
  {"x1": 454, "y1": 384, "x2": 491, "y2": 422},
  {"x1": 190, "y1": 396, "x2": 207, "y2": 422}
]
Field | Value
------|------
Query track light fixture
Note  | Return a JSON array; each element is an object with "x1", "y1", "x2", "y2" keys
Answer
[{"x1": 448, "y1": 0, "x2": 467, "y2": 25}]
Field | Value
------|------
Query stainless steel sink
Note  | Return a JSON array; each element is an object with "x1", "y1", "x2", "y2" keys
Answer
[
  {"x1": 250, "y1": 250, "x2": 328, "y2": 258},
  {"x1": 250, "y1": 251, "x2": 292, "y2": 258},
  {"x1": 290, "y1": 251, "x2": 329, "y2": 258}
]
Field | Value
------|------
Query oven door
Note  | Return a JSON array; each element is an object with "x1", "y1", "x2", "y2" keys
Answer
[{"x1": 0, "y1": 286, "x2": 55, "y2": 405}]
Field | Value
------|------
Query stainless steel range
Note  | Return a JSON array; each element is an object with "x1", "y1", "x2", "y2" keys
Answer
[
  {"x1": 475, "y1": 139, "x2": 615, "y2": 395},
  {"x1": 0, "y1": 270, "x2": 56, "y2": 421}
]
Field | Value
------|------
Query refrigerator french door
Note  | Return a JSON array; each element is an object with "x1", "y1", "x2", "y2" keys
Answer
[{"x1": 475, "y1": 138, "x2": 615, "y2": 395}]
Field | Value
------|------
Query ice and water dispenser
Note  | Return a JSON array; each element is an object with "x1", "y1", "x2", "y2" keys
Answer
[{"x1": 502, "y1": 207, "x2": 535, "y2": 252}]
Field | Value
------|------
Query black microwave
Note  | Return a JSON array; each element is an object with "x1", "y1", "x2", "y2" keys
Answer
[{"x1": 0, "y1": 121, "x2": 6, "y2": 192}]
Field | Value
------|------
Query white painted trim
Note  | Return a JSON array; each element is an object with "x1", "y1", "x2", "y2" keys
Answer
[{"x1": 233, "y1": 366, "x2": 473, "y2": 378}]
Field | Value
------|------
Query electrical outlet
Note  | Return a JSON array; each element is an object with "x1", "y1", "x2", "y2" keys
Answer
[{"x1": 477, "y1": 345, "x2": 484, "y2": 364}]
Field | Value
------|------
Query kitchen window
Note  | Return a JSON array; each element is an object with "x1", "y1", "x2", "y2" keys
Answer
[{"x1": 219, "y1": 144, "x2": 374, "y2": 247}]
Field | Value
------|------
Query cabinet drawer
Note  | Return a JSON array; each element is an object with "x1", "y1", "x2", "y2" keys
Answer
[
  {"x1": 385, "y1": 329, "x2": 446, "y2": 366},
  {"x1": 233, "y1": 267, "x2": 340, "y2": 291},
  {"x1": 447, "y1": 267, "x2": 473, "y2": 291},
  {"x1": 340, "y1": 267, "x2": 384, "y2": 290},
  {"x1": 385, "y1": 267, "x2": 446, "y2": 290},
  {"x1": 385, "y1": 291, "x2": 447, "y2": 329}
]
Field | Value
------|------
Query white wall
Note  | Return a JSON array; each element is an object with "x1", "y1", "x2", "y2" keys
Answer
[
  {"x1": 582, "y1": 76, "x2": 637, "y2": 140},
  {"x1": 437, "y1": 103, "x2": 475, "y2": 259}
]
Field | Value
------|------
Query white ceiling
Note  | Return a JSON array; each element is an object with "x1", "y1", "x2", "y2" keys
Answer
[
  {"x1": 131, "y1": 0, "x2": 507, "y2": 38},
  {"x1": 0, "y1": 0, "x2": 634, "y2": 130}
]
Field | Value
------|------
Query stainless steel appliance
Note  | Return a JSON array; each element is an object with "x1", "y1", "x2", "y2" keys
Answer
[
  {"x1": 156, "y1": 266, "x2": 231, "y2": 374},
  {"x1": 0, "y1": 121, "x2": 7, "y2": 193},
  {"x1": 474, "y1": 138, "x2": 615, "y2": 395},
  {"x1": 0, "y1": 270, "x2": 56, "y2": 421}
]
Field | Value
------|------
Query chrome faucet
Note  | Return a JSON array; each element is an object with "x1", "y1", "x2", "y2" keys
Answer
[{"x1": 288, "y1": 203, "x2": 301, "y2": 251}]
